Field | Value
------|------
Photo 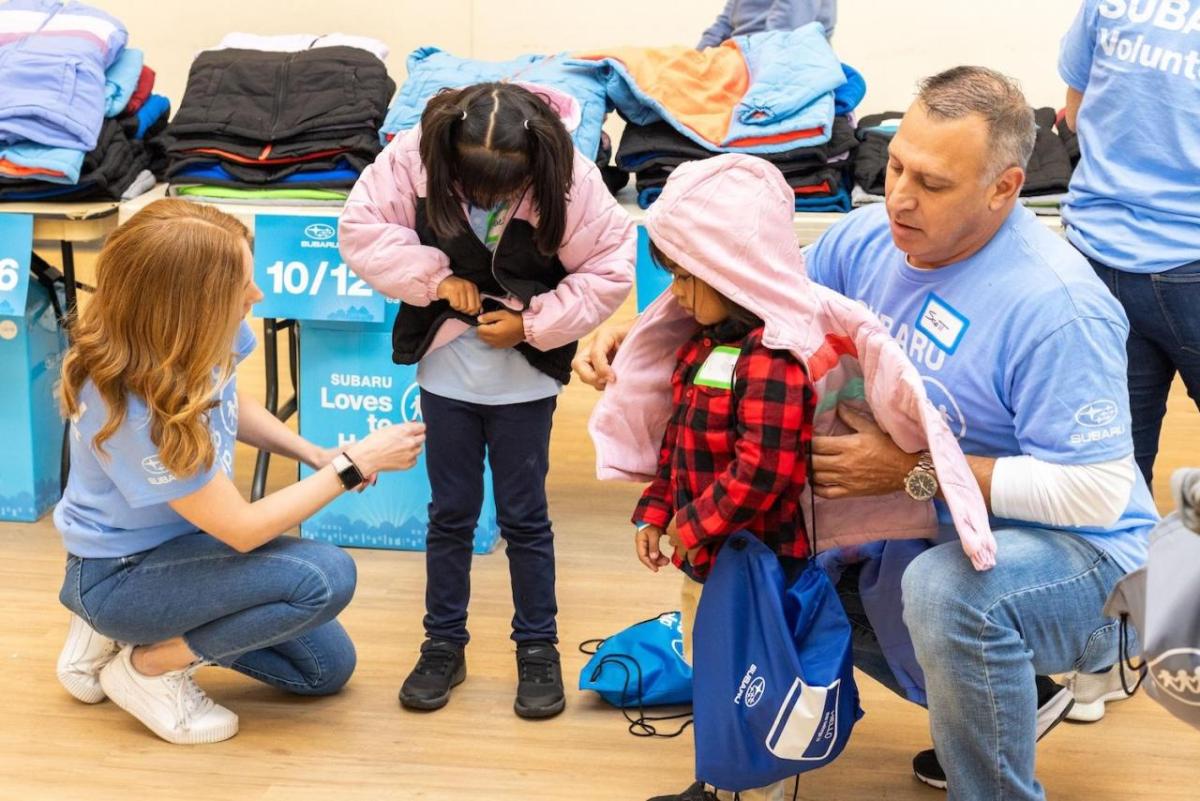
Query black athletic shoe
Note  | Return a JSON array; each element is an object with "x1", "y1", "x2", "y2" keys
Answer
[
  {"x1": 513, "y1": 641, "x2": 565, "y2": 719},
  {"x1": 646, "y1": 782, "x2": 719, "y2": 801},
  {"x1": 399, "y1": 639, "x2": 466, "y2": 711},
  {"x1": 912, "y1": 676, "x2": 1076, "y2": 790}
]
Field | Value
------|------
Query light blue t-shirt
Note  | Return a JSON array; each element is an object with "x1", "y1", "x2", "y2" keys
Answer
[
  {"x1": 805, "y1": 204, "x2": 1157, "y2": 572},
  {"x1": 54, "y1": 322, "x2": 257, "y2": 559},
  {"x1": 1058, "y1": 0, "x2": 1200, "y2": 273},
  {"x1": 416, "y1": 204, "x2": 562, "y2": 406}
]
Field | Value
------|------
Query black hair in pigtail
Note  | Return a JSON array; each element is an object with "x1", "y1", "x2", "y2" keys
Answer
[
  {"x1": 522, "y1": 108, "x2": 574, "y2": 255},
  {"x1": 417, "y1": 82, "x2": 574, "y2": 255}
]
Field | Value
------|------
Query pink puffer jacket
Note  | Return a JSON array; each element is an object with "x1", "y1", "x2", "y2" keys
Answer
[
  {"x1": 339, "y1": 85, "x2": 635, "y2": 352},
  {"x1": 588, "y1": 154, "x2": 996, "y2": 571}
]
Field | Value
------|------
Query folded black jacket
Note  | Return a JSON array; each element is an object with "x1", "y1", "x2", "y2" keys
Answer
[
  {"x1": 617, "y1": 116, "x2": 857, "y2": 172},
  {"x1": 636, "y1": 163, "x2": 843, "y2": 195},
  {"x1": 0, "y1": 118, "x2": 150, "y2": 201},
  {"x1": 162, "y1": 128, "x2": 381, "y2": 164},
  {"x1": 168, "y1": 46, "x2": 394, "y2": 143},
  {"x1": 853, "y1": 111, "x2": 903, "y2": 196},
  {"x1": 1023, "y1": 107, "x2": 1073, "y2": 197}
]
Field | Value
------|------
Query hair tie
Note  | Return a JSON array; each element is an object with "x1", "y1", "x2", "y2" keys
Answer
[{"x1": 523, "y1": 119, "x2": 530, "y2": 130}]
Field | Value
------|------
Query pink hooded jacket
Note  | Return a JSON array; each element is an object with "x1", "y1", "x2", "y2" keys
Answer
[
  {"x1": 338, "y1": 85, "x2": 635, "y2": 353},
  {"x1": 589, "y1": 154, "x2": 996, "y2": 571}
]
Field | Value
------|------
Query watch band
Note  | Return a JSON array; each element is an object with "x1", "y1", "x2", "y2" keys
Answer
[{"x1": 331, "y1": 452, "x2": 365, "y2": 491}]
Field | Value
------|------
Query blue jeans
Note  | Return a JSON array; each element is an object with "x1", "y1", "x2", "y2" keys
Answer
[
  {"x1": 59, "y1": 533, "x2": 358, "y2": 695},
  {"x1": 420, "y1": 389, "x2": 559, "y2": 645},
  {"x1": 839, "y1": 528, "x2": 1128, "y2": 801},
  {"x1": 1088, "y1": 256, "x2": 1200, "y2": 486}
]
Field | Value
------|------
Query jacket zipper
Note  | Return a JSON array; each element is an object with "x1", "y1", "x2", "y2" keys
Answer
[
  {"x1": 486, "y1": 186, "x2": 531, "y2": 307},
  {"x1": 268, "y1": 52, "x2": 293, "y2": 136}
]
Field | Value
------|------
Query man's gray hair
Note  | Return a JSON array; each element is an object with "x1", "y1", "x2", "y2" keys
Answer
[{"x1": 917, "y1": 66, "x2": 1036, "y2": 180}]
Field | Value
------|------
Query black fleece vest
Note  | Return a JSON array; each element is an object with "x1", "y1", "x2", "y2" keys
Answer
[{"x1": 390, "y1": 200, "x2": 577, "y2": 384}]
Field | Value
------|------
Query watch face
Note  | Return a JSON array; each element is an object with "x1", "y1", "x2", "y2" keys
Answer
[{"x1": 906, "y1": 471, "x2": 938, "y2": 502}]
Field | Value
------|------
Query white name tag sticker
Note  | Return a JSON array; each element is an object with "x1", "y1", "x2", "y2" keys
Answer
[
  {"x1": 916, "y1": 293, "x2": 970, "y2": 354},
  {"x1": 694, "y1": 345, "x2": 740, "y2": 390}
]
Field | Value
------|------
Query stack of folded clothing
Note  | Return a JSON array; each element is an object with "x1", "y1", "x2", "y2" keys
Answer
[
  {"x1": 852, "y1": 107, "x2": 1078, "y2": 216},
  {"x1": 581, "y1": 23, "x2": 865, "y2": 211},
  {"x1": 0, "y1": 0, "x2": 169, "y2": 202},
  {"x1": 163, "y1": 34, "x2": 394, "y2": 206},
  {"x1": 1020, "y1": 107, "x2": 1075, "y2": 215},
  {"x1": 849, "y1": 111, "x2": 901, "y2": 206},
  {"x1": 617, "y1": 115, "x2": 857, "y2": 211}
]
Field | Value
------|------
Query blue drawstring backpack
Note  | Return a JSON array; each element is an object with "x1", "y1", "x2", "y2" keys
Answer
[
  {"x1": 692, "y1": 531, "x2": 863, "y2": 792},
  {"x1": 579, "y1": 611, "x2": 694, "y2": 737}
]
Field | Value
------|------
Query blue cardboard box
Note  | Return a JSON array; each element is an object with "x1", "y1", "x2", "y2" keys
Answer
[
  {"x1": 252, "y1": 214, "x2": 499, "y2": 552},
  {"x1": 0, "y1": 214, "x2": 67, "y2": 521}
]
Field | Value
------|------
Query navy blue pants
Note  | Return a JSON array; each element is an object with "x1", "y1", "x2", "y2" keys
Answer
[
  {"x1": 1088, "y1": 256, "x2": 1200, "y2": 487},
  {"x1": 420, "y1": 389, "x2": 558, "y2": 645}
]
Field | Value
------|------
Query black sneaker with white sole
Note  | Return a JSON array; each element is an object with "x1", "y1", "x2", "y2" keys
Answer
[
  {"x1": 514, "y1": 641, "x2": 565, "y2": 719},
  {"x1": 913, "y1": 675, "x2": 1076, "y2": 790},
  {"x1": 399, "y1": 639, "x2": 466, "y2": 711}
]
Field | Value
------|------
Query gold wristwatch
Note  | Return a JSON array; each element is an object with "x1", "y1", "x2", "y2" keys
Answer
[{"x1": 904, "y1": 451, "x2": 938, "y2": 502}]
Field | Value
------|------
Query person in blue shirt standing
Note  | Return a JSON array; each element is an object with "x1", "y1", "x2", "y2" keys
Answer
[
  {"x1": 575, "y1": 66, "x2": 1156, "y2": 801},
  {"x1": 1058, "y1": 0, "x2": 1200, "y2": 488},
  {"x1": 697, "y1": 0, "x2": 836, "y2": 48}
]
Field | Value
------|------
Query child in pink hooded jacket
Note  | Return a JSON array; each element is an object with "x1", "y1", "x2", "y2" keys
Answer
[{"x1": 339, "y1": 82, "x2": 635, "y2": 719}]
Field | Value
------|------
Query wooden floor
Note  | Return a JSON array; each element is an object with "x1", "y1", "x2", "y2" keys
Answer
[{"x1": 2, "y1": 248, "x2": 1198, "y2": 800}]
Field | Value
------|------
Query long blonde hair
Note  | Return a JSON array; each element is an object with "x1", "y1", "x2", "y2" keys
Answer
[{"x1": 59, "y1": 199, "x2": 250, "y2": 478}]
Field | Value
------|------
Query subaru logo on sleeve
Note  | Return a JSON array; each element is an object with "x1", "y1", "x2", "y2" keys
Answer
[
  {"x1": 745, "y1": 676, "x2": 767, "y2": 708},
  {"x1": 1075, "y1": 400, "x2": 1119, "y2": 428},
  {"x1": 141, "y1": 455, "x2": 169, "y2": 476},
  {"x1": 304, "y1": 223, "x2": 336, "y2": 241}
]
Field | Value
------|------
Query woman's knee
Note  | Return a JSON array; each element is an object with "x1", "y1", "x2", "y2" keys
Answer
[{"x1": 280, "y1": 540, "x2": 358, "y2": 617}]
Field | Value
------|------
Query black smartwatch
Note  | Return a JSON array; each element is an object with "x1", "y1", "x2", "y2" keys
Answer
[{"x1": 331, "y1": 453, "x2": 365, "y2": 491}]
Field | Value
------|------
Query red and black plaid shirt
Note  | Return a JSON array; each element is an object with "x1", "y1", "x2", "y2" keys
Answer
[{"x1": 633, "y1": 320, "x2": 815, "y2": 578}]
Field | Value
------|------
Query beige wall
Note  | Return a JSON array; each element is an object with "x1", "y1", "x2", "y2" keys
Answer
[{"x1": 105, "y1": 0, "x2": 1081, "y2": 117}]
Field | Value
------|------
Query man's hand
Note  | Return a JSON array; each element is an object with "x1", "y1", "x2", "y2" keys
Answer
[
  {"x1": 436, "y1": 276, "x2": 482, "y2": 315},
  {"x1": 811, "y1": 406, "x2": 920, "y2": 499},
  {"x1": 477, "y1": 310, "x2": 526, "y2": 349},
  {"x1": 572, "y1": 318, "x2": 634, "y2": 390}
]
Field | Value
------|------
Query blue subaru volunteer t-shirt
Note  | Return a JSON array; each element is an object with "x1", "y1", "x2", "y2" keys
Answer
[
  {"x1": 1058, "y1": 0, "x2": 1200, "y2": 273},
  {"x1": 54, "y1": 321, "x2": 257, "y2": 558},
  {"x1": 805, "y1": 204, "x2": 1157, "y2": 572}
]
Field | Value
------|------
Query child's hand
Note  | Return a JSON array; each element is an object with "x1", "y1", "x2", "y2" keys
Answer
[
  {"x1": 665, "y1": 520, "x2": 702, "y2": 564},
  {"x1": 635, "y1": 525, "x2": 672, "y2": 572},
  {"x1": 436, "y1": 276, "x2": 482, "y2": 315},
  {"x1": 477, "y1": 310, "x2": 526, "y2": 349}
]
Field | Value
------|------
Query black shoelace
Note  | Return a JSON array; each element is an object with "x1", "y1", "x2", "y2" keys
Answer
[
  {"x1": 518, "y1": 654, "x2": 558, "y2": 684},
  {"x1": 414, "y1": 648, "x2": 459, "y2": 677}
]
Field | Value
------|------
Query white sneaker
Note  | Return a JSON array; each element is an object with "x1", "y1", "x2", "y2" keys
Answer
[
  {"x1": 98, "y1": 644, "x2": 239, "y2": 744},
  {"x1": 1065, "y1": 668, "x2": 1134, "y2": 723},
  {"x1": 56, "y1": 613, "x2": 119, "y2": 703}
]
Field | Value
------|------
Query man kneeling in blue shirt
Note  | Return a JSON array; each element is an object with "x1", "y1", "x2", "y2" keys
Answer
[
  {"x1": 575, "y1": 65, "x2": 1156, "y2": 801},
  {"x1": 802, "y1": 66, "x2": 1157, "y2": 801}
]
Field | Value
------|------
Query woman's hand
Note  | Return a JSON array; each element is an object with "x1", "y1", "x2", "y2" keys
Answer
[
  {"x1": 572, "y1": 318, "x2": 634, "y2": 389},
  {"x1": 436, "y1": 276, "x2": 482, "y2": 315},
  {"x1": 346, "y1": 422, "x2": 426, "y2": 476}
]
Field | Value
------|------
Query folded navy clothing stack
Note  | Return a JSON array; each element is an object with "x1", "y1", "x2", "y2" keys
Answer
[
  {"x1": 852, "y1": 107, "x2": 1078, "y2": 215},
  {"x1": 616, "y1": 116, "x2": 857, "y2": 212}
]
